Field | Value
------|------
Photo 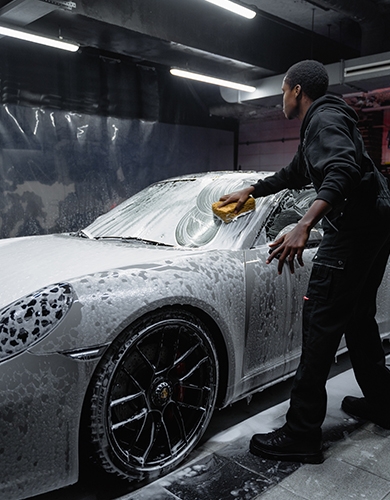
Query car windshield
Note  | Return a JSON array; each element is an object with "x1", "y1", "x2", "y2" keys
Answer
[{"x1": 83, "y1": 172, "x2": 273, "y2": 248}]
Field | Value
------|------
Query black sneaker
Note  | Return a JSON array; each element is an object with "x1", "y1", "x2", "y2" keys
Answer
[
  {"x1": 249, "y1": 426, "x2": 324, "y2": 464},
  {"x1": 341, "y1": 396, "x2": 390, "y2": 429}
]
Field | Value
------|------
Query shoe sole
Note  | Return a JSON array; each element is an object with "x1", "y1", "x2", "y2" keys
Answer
[{"x1": 249, "y1": 441, "x2": 324, "y2": 464}]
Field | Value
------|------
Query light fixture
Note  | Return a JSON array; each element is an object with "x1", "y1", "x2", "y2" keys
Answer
[
  {"x1": 0, "y1": 25, "x2": 79, "y2": 52},
  {"x1": 204, "y1": 0, "x2": 256, "y2": 19},
  {"x1": 170, "y1": 68, "x2": 256, "y2": 93}
]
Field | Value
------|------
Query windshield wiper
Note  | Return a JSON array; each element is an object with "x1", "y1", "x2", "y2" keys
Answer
[
  {"x1": 75, "y1": 229, "x2": 95, "y2": 239},
  {"x1": 97, "y1": 236, "x2": 174, "y2": 247}
]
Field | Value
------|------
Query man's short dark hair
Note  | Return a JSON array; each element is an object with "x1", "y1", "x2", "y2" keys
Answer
[{"x1": 284, "y1": 60, "x2": 329, "y2": 101}]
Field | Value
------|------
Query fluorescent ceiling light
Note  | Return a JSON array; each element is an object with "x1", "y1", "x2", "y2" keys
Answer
[
  {"x1": 0, "y1": 25, "x2": 79, "y2": 52},
  {"x1": 204, "y1": 0, "x2": 256, "y2": 19},
  {"x1": 170, "y1": 68, "x2": 256, "y2": 93}
]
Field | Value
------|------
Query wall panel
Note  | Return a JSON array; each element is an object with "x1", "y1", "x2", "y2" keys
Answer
[{"x1": 238, "y1": 118, "x2": 300, "y2": 172}]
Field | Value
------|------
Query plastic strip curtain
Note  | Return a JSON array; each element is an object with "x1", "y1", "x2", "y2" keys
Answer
[{"x1": 0, "y1": 104, "x2": 233, "y2": 239}]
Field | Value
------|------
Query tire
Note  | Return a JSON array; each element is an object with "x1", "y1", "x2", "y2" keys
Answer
[{"x1": 88, "y1": 308, "x2": 219, "y2": 482}]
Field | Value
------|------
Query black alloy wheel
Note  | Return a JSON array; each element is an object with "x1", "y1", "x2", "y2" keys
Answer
[{"x1": 88, "y1": 308, "x2": 219, "y2": 482}]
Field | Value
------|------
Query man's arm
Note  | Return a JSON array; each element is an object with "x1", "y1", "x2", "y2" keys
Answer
[{"x1": 218, "y1": 150, "x2": 310, "y2": 212}]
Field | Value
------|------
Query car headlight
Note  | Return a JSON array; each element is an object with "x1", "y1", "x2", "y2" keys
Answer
[{"x1": 0, "y1": 283, "x2": 74, "y2": 361}]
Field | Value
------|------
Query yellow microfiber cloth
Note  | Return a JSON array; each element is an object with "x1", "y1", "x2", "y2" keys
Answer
[{"x1": 212, "y1": 197, "x2": 255, "y2": 223}]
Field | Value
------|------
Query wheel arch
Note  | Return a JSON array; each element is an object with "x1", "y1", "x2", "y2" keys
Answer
[{"x1": 100, "y1": 301, "x2": 232, "y2": 407}]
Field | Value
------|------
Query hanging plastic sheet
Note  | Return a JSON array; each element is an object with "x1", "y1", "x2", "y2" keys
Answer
[{"x1": 0, "y1": 104, "x2": 234, "y2": 239}]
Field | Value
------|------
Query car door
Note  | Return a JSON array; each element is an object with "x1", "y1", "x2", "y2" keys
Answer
[{"x1": 242, "y1": 188, "x2": 320, "y2": 388}]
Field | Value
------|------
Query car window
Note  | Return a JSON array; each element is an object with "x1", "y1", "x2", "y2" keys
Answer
[{"x1": 254, "y1": 187, "x2": 317, "y2": 245}]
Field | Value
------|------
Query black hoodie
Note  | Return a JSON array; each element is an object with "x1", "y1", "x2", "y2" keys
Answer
[{"x1": 251, "y1": 95, "x2": 377, "y2": 230}]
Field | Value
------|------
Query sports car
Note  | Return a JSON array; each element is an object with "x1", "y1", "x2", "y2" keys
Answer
[{"x1": 1, "y1": 171, "x2": 389, "y2": 500}]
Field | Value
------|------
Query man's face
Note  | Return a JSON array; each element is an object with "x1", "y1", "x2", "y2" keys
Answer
[{"x1": 282, "y1": 78, "x2": 300, "y2": 120}]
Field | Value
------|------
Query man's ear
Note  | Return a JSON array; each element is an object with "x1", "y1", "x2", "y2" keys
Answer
[{"x1": 295, "y1": 84, "x2": 302, "y2": 98}]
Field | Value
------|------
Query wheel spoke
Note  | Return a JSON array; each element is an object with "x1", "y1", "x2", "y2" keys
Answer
[
  {"x1": 176, "y1": 401, "x2": 207, "y2": 412},
  {"x1": 127, "y1": 371, "x2": 147, "y2": 395},
  {"x1": 136, "y1": 344, "x2": 156, "y2": 374},
  {"x1": 175, "y1": 383, "x2": 211, "y2": 412},
  {"x1": 164, "y1": 401, "x2": 190, "y2": 445},
  {"x1": 154, "y1": 329, "x2": 167, "y2": 372},
  {"x1": 172, "y1": 329, "x2": 181, "y2": 363},
  {"x1": 154, "y1": 325, "x2": 181, "y2": 376},
  {"x1": 110, "y1": 391, "x2": 144, "y2": 408},
  {"x1": 178, "y1": 355, "x2": 209, "y2": 383},
  {"x1": 160, "y1": 411, "x2": 173, "y2": 455},
  {"x1": 111, "y1": 407, "x2": 147, "y2": 431},
  {"x1": 133, "y1": 413, "x2": 159, "y2": 465},
  {"x1": 130, "y1": 410, "x2": 177, "y2": 465},
  {"x1": 173, "y1": 341, "x2": 200, "y2": 368}
]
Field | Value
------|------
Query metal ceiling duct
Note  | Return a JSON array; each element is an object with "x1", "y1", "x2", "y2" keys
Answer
[
  {"x1": 221, "y1": 51, "x2": 390, "y2": 107},
  {"x1": 238, "y1": 0, "x2": 390, "y2": 55},
  {"x1": 49, "y1": 0, "x2": 359, "y2": 77},
  {"x1": 0, "y1": 0, "x2": 75, "y2": 25},
  {"x1": 307, "y1": 0, "x2": 382, "y2": 23},
  {"x1": 309, "y1": 0, "x2": 390, "y2": 54}
]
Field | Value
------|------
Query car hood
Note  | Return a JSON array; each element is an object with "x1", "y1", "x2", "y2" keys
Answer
[{"x1": 0, "y1": 233, "x2": 192, "y2": 308}]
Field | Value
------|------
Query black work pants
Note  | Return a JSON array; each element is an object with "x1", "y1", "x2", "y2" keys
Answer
[{"x1": 286, "y1": 216, "x2": 390, "y2": 436}]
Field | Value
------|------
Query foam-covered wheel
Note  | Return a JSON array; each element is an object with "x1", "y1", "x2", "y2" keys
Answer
[{"x1": 88, "y1": 308, "x2": 219, "y2": 482}]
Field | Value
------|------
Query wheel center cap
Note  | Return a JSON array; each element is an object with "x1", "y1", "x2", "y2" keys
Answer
[{"x1": 152, "y1": 380, "x2": 172, "y2": 407}]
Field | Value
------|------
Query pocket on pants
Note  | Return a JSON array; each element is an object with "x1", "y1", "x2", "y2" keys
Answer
[{"x1": 306, "y1": 263, "x2": 342, "y2": 303}]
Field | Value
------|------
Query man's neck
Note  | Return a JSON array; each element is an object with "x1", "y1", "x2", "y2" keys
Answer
[{"x1": 298, "y1": 97, "x2": 314, "y2": 121}]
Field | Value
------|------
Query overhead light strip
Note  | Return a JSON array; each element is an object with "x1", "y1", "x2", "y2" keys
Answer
[
  {"x1": 170, "y1": 68, "x2": 256, "y2": 92},
  {"x1": 204, "y1": 0, "x2": 256, "y2": 19},
  {"x1": 0, "y1": 25, "x2": 79, "y2": 52}
]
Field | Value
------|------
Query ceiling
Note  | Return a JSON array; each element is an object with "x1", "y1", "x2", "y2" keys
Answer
[{"x1": 0, "y1": 0, "x2": 390, "y2": 122}]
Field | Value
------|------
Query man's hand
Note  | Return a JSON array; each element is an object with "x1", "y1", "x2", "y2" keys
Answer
[
  {"x1": 267, "y1": 198, "x2": 332, "y2": 275},
  {"x1": 267, "y1": 222, "x2": 310, "y2": 274},
  {"x1": 219, "y1": 186, "x2": 255, "y2": 213}
]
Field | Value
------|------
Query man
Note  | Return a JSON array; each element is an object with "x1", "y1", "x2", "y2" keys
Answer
[{"x1": 219, "y1": 60, "x2": 390, "y2": 464}]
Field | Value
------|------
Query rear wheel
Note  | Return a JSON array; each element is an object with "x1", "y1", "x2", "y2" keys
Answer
[{"x1": 88, "y1": 308, "x2": 219, "y2": 481}]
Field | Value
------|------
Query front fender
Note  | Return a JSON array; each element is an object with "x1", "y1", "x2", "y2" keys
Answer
[{"x1": 29, "y1": 251, "x2": 247, "y2": 398}]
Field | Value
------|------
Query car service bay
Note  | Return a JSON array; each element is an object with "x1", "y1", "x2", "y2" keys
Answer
[{"x1": 1, "y1": 2, "x2": 390, "y2": 499}]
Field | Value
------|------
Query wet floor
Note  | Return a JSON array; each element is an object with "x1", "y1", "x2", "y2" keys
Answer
[{"x1": 31, "y1": 350, "x2": 379, "y2": 500}]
